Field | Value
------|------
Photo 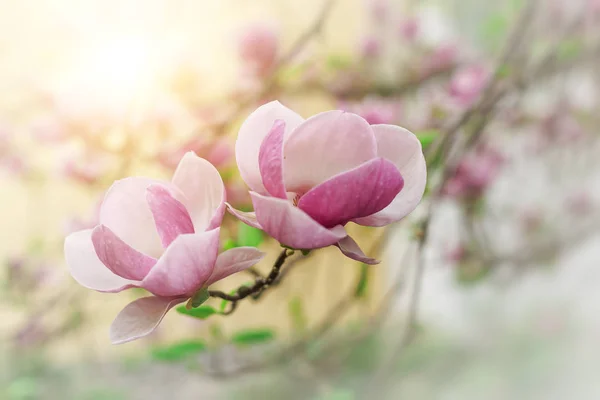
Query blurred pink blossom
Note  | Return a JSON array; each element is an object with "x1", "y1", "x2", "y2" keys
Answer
[
  {"x1": 443, "y1": 143, "x2": 504, "y2": 200},
  {"x1": 448, "y1": 65, "x2": 490, "y2": 107},
  {"x1": 365, "y1": 0, "x2": 388, "y2": 22},
  {"x1": 62, "y1": 156, "x2": 108, "y2": 185},
  {"x1": 64, "y1": 153, "x2": 264, "y2": 344},
  {"x1": 361, "y1": 37, "x2": 382, "y2": 59},
  {"x1": 565, "y1": 192, "x2": 594, "y2": 216},
  {"x1": 205, "y1": 138, "x2": 234, "y2": 169},
  {"x1": 238, "y1": 23, "x2": 279, "y2": 77},
  {"x1": 229, "y1": 101, "x2": 426, "y2": 264},
  {"x1": 398, "y1": 18, "x2": 419, "y2": 42},
  {"x1": 338, "y1": 97, "x2": 400, "y2": 125},
  {"x1": 30, "y1": 115, "x2": 68, "y2": 144},
  {"x1": 158, "y1": 137, "x2": 233, "y2": 171},
  {"x1": 157, "y1": 137, "x2": 208, "y2": 170},
  {"x1": 446, "y1": 244, "x2": 468, "y2": 264},
  {"x1": 422, "y1": 43, "x2": 458, "y2": 76},
  {"x1": 537, "y1": 108, "x2": 585, "y2": 149}
]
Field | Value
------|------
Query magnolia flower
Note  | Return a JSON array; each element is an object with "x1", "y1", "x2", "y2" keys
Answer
[
  {"x1": 229, "y1": 101, "x2": 427, "y2": 264},
  {"x1": 64, "y1": 153, "x2": 264, "y2": 344}
]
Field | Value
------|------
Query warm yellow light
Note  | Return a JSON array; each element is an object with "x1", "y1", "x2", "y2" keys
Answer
[{"x1": 55, "y1": 35, "x2": 164, "y2": 121}]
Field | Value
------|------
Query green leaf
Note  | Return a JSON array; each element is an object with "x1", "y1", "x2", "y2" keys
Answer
[
  {"x1": 237, "y1": 222, "x2": 264, "y2": 247},
  {"x1": 176, "y1": 305, "x2": 217, "y2": 319},
  {"x1": 415, "y1": 129, "x2": 439, "y2": 148},
  {"x1": 187, "y1": 288, "x2": 209, "y2": 308},
  {"x1": 231, "y1": 328, "x2": 275, "y2": 346},
  {"x1": 222, "y1": 238, "x2": 238, "y2": 251},
  {"x1": 151, "y1": 340, "x2": 207, "y2": 362},
  {"x1": 354, "y1": 263, "x2": 370, "y2": 298},
  {"x1": 288, "y1": 297, "x2": 307, "y2": 332}
]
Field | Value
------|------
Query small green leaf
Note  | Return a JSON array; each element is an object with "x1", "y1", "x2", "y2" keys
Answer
[
  {"x1": 151, "y1": 340, "x2": 207, "y2": 362},
  {"x1": 231, "y1": 328, "x2": 275, "y2": 346},
  {"x1": 288, "y1": 297, "x2": 307, "y2": 332},
  {"x1": 222, "y1": 238, "x2": 238, "y2": 251},
  {"x1": 354, "y1": 263, "x2": 370, "y2": 299},
  {"x1": 416, "y1": 129, "x2": 439, "y2": 149},
  {"x1": 188, "y1": 288, "x2": 209, "y2": 308},
  {"x1": 176, "y1": 305, "x2": 217, "y2": 319},
  {"x1": 237, "y1": 222, "x2": 264, "y2": 247},
  {"x1": 301, "y1": 249, "x2": 311, "y2": 256}
]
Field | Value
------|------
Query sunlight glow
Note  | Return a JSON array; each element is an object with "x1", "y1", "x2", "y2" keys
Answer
[{"x1": 56, "y1": 35, "x2": 166, "y2": 120}]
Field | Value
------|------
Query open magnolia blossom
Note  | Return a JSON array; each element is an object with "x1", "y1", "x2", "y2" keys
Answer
[
  {"x1": 229, "y1": 101, "x2": 427, "y2": 264},
  {"x1": 64, "y1": 152, "x2": 265, "y2": 344}
]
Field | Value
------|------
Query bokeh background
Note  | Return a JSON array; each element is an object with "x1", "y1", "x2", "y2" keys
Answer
[{"x1": 1, "y1": 0, "x2": 599, "y2": 398}]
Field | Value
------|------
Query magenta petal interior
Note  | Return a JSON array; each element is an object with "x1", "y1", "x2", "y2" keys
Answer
[
  {"x1": 297, "y1": 158, "x2": 404, "y2": 228},
  {"x1": 258, "y1": 119, "x2": 287, "y2": 199},
  {"x1": 141, "y1": 229, "x2": 220, "y2": 297},
  {"x1": 250, "y1": 191, "x2": 347, "y2": 249},
  {"x1": 91, "y1": 225, "x2": 156, "y2": 281},
  {"x1": 146, "y1": 184, "x2": 195, "y2": 248}
]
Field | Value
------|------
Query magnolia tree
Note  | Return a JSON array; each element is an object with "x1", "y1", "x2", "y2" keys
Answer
[{"x1": 2, "y1": 0, "x2": 600, "y2": 397}]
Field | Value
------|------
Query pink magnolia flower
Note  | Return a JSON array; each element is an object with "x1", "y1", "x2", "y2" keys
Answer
[
  {"x1": 229, "y1": 101, "x2": 427, "y2": 264},
  {"x1": 64, "y1": 152, "x2": 264, "y2": 344}
]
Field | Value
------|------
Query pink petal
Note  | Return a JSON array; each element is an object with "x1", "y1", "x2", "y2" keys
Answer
[
  {"x1": 258, "y1": 119, "x2": 287, "y2": 199},
  {"x1": 353, "y1": 125, "x2": 427, "y2": 226},
  {"x1": 64, "y1": 229, "x2": 135, "y2": 293},
  {"x1": 206, "y1": 247, "x2": 266, "y2": 286},
  {"x1": 172, "y1": 152, "x2": 225, "y2": 232},
  {"x1": 146, "y1": 184, "x2": 195, "y2": 248},
  {"x1": 335, "y1": 236, "x2": 380, "y2": 265},
  {"x1": 225, "y1": 203, "x2": 263, "y2": 229},
  {"x1": 235, "y1": 101, "x2": 304, "y2": 194},
  {"x1": 141, "y1": 229, "x2": 221, "y2": 297},
  {"x1": 251, "y1": 191, "x2": 347, "y2": 249},
  {"x1": 92, "y1": 225, "x2": 157, "y2": 280},
  {"x1": 297, "y1": 158, "x2": 403, "y2": 228},
  {"x1": 110, "y1": 296, "x2": 186, "y2": 344},
  {"x1": 99, "y1": 177, "x2": 166, "y2": 258},
  {"x1": 283, "y1": 111, "x2": 377, "y2": 194}
]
